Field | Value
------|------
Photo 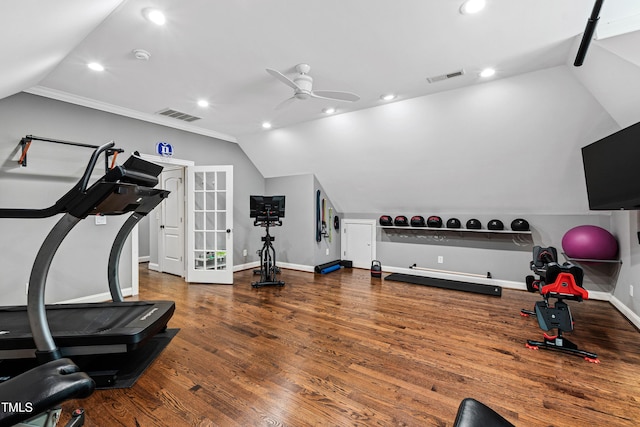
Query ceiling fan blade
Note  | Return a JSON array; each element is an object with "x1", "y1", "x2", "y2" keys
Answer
[
  {"x1": 275, "y1": 96, "x2": 297, "y2": 110},
  {"x1": 311, "y1": 90, "x2": 360, "y2": 102},
  {"x1": 266, "y1": 68, "x2": 301, "y2": 90}
]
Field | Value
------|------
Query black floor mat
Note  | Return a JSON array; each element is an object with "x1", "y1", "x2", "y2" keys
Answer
[
  {"x1": 384, "y1": 273, "x2": 502, "y2": 296},
  {"x1": 0, "y1": 328, "x2": 179, "y2": 389}
]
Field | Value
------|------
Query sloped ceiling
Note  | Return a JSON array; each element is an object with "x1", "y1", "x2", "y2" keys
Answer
[
  {"x1": 0, "y1": 0, "x2": 124, "y2": 100},
  {"x1": 0, "y1": 0, "x2": 623, "y2": 140}
]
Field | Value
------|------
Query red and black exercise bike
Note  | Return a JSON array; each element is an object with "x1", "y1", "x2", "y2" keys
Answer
[{"x1": 521, "y1": 246, "x2": 599, "y2": 363}]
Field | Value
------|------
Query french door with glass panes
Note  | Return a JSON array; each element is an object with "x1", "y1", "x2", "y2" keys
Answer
[{"x1": 186, "y1": 165, "x2": 233, "y2": 284}]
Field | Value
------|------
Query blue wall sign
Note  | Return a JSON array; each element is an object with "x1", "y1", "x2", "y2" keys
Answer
[{"x1": 156, "y1": 142, "x2": 174, "y2": 157}]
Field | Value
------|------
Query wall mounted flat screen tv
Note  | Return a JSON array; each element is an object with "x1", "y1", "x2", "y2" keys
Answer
[{"x1": 582, "y1": 121, "x2": 640, "y2": 210}]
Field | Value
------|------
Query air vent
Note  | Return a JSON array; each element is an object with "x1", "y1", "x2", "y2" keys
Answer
[
  {"x1": 426, "y1": 69, "x2": 465, "y2": 84},
  {"x1": 156, "y1": 108, "x2": 201, "y2": 122}
]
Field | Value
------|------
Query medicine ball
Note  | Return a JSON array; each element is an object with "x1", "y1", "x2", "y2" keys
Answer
[
  {"x1": 511, "y1": 218, "x2": 530, "y2": 231},
  {"x1": 410, "y1": 215, "x2": 426, "y2": 227},
  {"x1": 427, "y1": 216, "x2": 443, "y2": 228},
  {"x1": 379, "y1": 215, "x2": 393, "y2": 226},
  {"x1": 446, "y1": 218, "x2": 462, "y2": 229},
  {"x1": 466, "y1": 218, "x2": 482, "y2": 230},
  {"x1": 488, "y1": 219, "x2": 504, "y2": 230},
  {"x1": 394, "y1": 215, "x2": 409, "y2": 226}
]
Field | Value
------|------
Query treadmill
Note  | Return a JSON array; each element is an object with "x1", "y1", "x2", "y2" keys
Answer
[{"x1": 0, "y1": 141, "x2": 175, "y2": 371}]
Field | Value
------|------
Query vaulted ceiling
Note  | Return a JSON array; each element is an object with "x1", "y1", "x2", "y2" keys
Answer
[{"x1": 3, "y1": 0, "x2": 640, "y2": 142}]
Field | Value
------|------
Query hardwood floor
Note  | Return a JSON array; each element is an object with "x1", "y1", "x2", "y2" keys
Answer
[{"x1": 61, "y1": 266, "x2": 640, "y2": 426}]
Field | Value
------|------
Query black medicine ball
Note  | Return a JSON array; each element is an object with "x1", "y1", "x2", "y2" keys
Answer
[
  {"x1": 410, "y1": 216, "x2": 426, "y2": 227},
  {"x1": 466, "y1": 219, "x2": 482, "y2": 230},
  {"x1": 379, "y1": 215, "x2": 393, "y2": 226},
  {"x1": 427, "y1": 216, "x2": 443, "y2": 228},
  {"x1": 394, "y1": 215, "x2": 409, "y2": 226},
  {"x1": 446, "y1": 218, "x2": 462, "y2": 229},
  {"x1": 488, "y1": 219, "x2": 504, "y2": 230},
  {"x1": 511, "y1": 218, "x2": 530, "y2": 231}
]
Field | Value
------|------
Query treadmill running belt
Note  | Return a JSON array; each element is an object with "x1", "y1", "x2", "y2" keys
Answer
[{"x1": 0, "y1": 300, "x2": 175, "y2": 353}]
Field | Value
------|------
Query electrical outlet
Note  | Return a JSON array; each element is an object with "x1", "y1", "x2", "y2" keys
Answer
[
  {"x1": 631, "y1": 285, "x2": 634, "y2": 297},
  {"x1": 437, "y1": 256, "x2": 444, "y2": 264},
  {"x1": 242, "y1": 249, "x2": 248, "y2": 257},
  {"x1": 326, "y1": 248, "x2": 330, "y2": 255}
]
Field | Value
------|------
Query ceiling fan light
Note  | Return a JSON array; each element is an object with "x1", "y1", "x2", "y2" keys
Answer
[
  {"x1": 142, "y1": 8, "x2": 166, "y2": 25},
  {"x1": 322, "y1": 107, "x2": 336, "y2": 114},
  {"x1": 197, "y1": 99, "x2": 209, "y2": 108},
  {"x1": 460, "y1": 0, "x2": 486, "y2": 15},
  {"x1": 262, "y1": 121, "x2": 272, "y2": 129},
  {"x1": 380, "y1": 94, "x2": 396, "y2": 101}
]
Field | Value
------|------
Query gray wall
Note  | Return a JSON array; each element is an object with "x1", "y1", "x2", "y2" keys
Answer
[
  {"x1": 0, "y1": 92, "x2": 264, "y2": 305},
  {"x1": 314, "y1": 176, "x2": 341, "y2": 267},
  {"x1": 347, "y1": 212, "x2": 615, "y2": 290},
  {"x1": 264, "y1": 174, "x2": 315, "y2": 267},
  {"x1": 259, "y1": 174, "x2": 342, "y2": 269}
]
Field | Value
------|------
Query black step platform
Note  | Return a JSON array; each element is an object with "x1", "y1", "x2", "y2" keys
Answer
[
  {"x1": 0, "y1": 328, "x2": 179, "y2": 389},
  {"x1": 384, "y1": 273, "x2": 502, "y2": 296}
]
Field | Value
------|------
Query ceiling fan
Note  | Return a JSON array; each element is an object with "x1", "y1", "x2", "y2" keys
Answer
[{"x1": 266, "y1": 63, "x2": 360, "y2": 110}]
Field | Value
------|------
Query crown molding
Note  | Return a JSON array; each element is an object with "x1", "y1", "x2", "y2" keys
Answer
[{"x1": 24, "y1": 86, "x2": 238, "y2": 144}]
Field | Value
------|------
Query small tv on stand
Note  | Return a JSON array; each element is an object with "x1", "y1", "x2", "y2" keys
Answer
[{"x1": 250, "y1": 195, "x2": 285, "y2": 222}]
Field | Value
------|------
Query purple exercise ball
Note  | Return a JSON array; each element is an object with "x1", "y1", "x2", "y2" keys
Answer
[{"x1": 562, "y1": 225, "x2": 618, "y2": 260}]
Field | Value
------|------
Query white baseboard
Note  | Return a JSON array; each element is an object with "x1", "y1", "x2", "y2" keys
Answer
[
  {"x1": 233, "y1": 261, "x2": 260, "y2": 272},
  {"x1": 233, "y1": 261, "x2": 314, "y2": 273},
  {"x1": 57, "y1": 287, "x2": 133, "y2": 304},
  {"x1": 138, "y1": 256, "x2": 150, "y2": 263},
  {"x1": 278, "y1": 262, "x2": 315, "y2": 273},
  {"x1": 610, "y1": 296, "x2": 640, "y2": 330},
  {"x1": 148, "y1": 263, "x2": 161, "y2": 272}
]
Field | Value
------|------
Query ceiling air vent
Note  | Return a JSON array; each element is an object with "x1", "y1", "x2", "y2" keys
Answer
[
  {"x1": 426, "y1": 69, "x2": 465, "y2": 84},
  {"x1": 156, "y1": 108, "x2": 201, "y2": 122}
]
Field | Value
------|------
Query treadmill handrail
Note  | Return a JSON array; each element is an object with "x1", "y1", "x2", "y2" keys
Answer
[
  {"x1": 78, "y1": 140, "x2": 116, "y2": 192},
  {"x1": 0, "y1": 140, "x2": 116, "y2": 219}
]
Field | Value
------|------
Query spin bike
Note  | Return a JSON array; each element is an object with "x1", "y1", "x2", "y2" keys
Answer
[{"x1": 252, "y1": 212, "x2": 285, "y2": 288}]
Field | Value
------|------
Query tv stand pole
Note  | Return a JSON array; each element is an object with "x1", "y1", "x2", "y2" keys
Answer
[{"x1": 252, "y1": 214, "x2": 285, "y2": 288}]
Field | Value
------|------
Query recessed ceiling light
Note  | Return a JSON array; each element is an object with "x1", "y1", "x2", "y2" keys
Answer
[
  {"x1": 197, "y1": 100, "x2": 209, "y2": 108},
  {"x1": 479, "y1": 68, "x2": 496, "y2": 78},
  {"x1": 460, "y1": 0, "x2": 486, "y2": 14},
  {"x1": 380, "y1": 94, "x2": 396, "y2": 101},
  {"x1": 87, "y1": 62, "x2": 104, "y2": 72},
  {"x1": 322, "y1": 107, "x2": 336, "y2": 114},
  {"x1": 142, "y1": 8, "x2": 166, "y2": 25},
  {"x1": 262, "y1": 122, "x2": 272, "y2": 129}
]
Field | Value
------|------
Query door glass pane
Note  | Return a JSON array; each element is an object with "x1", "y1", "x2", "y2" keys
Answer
[
  {"x1": 206, "y1": 172, "x2": 216, "y2": 191},
  {"x1": 217, "y1": 212, "x2": 226, "y2": 230},
  {"x1": 217, "y1": 192, "x2": 226, "y2": 211},
  {"x1": 206, "y1": 212, "x2": 216, "y2": 231},
  {"x1": 217, "y1": 172, "x2": 226, "y2": 190},
  {"x1": 206, "y1": 191, "x2": 216, "y2": 211},
  {"x1": 194, "y1": 212, "x2": 204, "y2": 231},
  {"x1": 195, "y1": 192, "x2": 204, "y2": 211},
  {"x1": 195, "y1": 172, "x2": 204, "y2": 191}
]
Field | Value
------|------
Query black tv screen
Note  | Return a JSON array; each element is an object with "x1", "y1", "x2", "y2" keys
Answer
[
  {"x1": 249, "y1": 195, "x2": 285, "y2": 218},
  {"x1": 582, "y1": 121, "x2": 640, "y2": 210}
]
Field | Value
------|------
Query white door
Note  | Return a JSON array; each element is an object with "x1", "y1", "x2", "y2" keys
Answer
[
  {"x1": 341, "y1": 220, "x2": 376, "y2": 269},
  {"x1": 186, "y1": 165, "x2": 233, "y2": 284},
  {"x1": 158, "y1": 168, "x2": 185, "y2": 276}
]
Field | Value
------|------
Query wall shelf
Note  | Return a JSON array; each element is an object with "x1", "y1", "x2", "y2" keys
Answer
[
  {"x1": 561, "y1": 252, "x2": 622, "y2": 265},
  {"x1": 378, "y1": 226, "x2": 532, "y2": 236}
]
